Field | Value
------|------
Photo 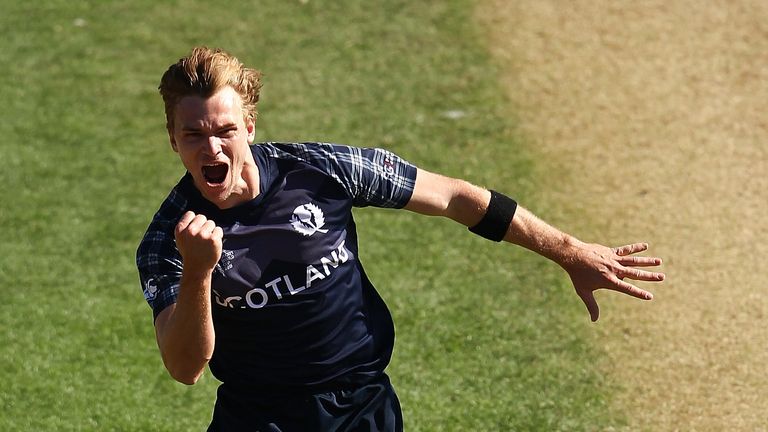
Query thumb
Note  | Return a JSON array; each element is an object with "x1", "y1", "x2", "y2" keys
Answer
[{"x1": 578, "y1": 289, "x2": 600, "y2": 322}]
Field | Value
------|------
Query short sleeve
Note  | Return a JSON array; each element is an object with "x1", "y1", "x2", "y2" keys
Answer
[
  {"x1": 260, "y1": 143, "x2": 418, "y2": 208},
  {"x1": 136, "y1": 188, "x2": 188, "y2": 320}
]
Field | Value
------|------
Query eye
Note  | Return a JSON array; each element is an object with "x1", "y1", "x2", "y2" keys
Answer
[{"x1": 218, "y1": 128, "x2": 237, "y2": 138}]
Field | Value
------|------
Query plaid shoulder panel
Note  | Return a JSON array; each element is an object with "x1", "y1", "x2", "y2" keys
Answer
[
  {"x1": 259, "y1": 142, "x2": 418, "y2": 208},
  {"x1": 136, "y1": 187, "x2": 188, "y2": 319}
]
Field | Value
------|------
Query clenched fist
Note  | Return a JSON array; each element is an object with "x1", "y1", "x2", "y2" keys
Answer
[{"x1": 174, "y1": 211, "x2": 223, "y2": 272}]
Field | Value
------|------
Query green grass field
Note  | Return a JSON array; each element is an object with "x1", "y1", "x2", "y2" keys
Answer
[{"x1": 0, "y1": 1, "x2": 622, "y2": 430}]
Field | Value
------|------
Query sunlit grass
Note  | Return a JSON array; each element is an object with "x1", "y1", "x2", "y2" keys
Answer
[{"x1": 0, "y1": 1, "x2": 621, "y2": 430}]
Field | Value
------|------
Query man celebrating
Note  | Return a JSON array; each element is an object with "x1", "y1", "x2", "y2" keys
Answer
[{"x1": 137, "y1": 47, "x2": 664, "y2": 431}]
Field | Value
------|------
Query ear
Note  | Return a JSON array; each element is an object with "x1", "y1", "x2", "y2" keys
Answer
[{"x1": 246, "y1": 117, "x2": 256, "y2": 144}]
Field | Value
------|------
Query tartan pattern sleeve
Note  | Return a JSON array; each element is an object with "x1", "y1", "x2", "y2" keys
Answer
[
  {"x1": 136, "y1": 187, "x2": 188, "y2": 320},
  {"x1": 260, "y1": 142, "x2": 418, "y2": 208}
]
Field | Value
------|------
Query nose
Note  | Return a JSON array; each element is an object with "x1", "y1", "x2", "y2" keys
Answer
[{"x1": 203, "y1": 135, "x2": 222, "y2": 156}]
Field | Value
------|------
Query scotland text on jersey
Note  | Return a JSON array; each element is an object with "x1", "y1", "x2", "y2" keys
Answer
[{"x1": 212, "y1": 240, "x2": 350, "y2": 309}]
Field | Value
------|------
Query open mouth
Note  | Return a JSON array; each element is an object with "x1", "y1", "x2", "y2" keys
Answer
[{"x1": 202, "y1": 162, "x2": 229, "y2": 185}]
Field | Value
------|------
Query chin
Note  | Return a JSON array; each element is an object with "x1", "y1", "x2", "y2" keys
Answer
[{"x1": 194, "y1": 179, "x2": 228, "y2": 204}]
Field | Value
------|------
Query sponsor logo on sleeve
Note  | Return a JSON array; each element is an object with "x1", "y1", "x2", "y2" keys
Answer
[
  {"x1": 382, "y1": 155, "x2": 396, "y2": 178},
  {"x1": 143, "y1": 278, "x2": 158, "y2": 301}
]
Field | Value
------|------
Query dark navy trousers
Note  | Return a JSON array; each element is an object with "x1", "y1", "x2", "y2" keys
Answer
[{"x1": 207, "y1": 374, "x2": 403, "y2": 432}]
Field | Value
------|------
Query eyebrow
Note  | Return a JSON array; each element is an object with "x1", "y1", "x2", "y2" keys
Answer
[{"x1": 180, "y1": 122, "x2": 238, "y2": 132}]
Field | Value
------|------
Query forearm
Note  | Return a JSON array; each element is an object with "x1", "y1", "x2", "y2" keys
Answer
[
  {"x1": 501, "y1": 206, "x2": 583, "y2": 268},
  {"x1": 155, "y1": 269, "x2": 215, "y2": 385},
  {"x1": 406, "y1": 169, "x2": 582, "y2": 266},
  {"x1": 453, "y1": 190, "x2": 584, "y2": 268}
]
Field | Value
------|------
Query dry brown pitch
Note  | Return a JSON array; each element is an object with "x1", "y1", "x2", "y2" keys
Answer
[{"x1": 477, "y1": 1, "x2": 768, "y2": 430}]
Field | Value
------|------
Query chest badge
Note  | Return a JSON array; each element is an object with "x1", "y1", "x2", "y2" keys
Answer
[{"x1": 291, "y1": 203, "x2": 329, "y2": 236}]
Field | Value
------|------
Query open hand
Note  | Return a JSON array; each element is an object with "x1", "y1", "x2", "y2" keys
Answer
[{"x1": 563, "y1": 242, "x2": 665, "y2": 322}]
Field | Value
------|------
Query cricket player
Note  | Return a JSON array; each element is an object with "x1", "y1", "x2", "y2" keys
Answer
[{"x1": 137, "y1": 47, "x2": 665, "y2": 431}]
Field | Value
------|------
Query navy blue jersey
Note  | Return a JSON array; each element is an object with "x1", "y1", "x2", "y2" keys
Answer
[{"x1": 137, "y1": 142, "x2": 417, "y2": 395}]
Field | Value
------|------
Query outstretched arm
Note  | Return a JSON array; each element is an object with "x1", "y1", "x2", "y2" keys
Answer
[{"x1": 403, "y1": 168, "x2": 665, "y2": 321}]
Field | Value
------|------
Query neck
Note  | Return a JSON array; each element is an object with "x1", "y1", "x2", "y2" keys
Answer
[{"x1": 239, "y1": 159, "x2": 261, "y2": 202}]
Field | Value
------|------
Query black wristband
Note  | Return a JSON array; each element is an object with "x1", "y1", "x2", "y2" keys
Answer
[{"x1": 468, "y1": 190, "x2": 517, "y2": 242}]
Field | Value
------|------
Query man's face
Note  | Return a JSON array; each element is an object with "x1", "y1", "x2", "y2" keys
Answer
[{"x1": 169, "y1": 86, "x2": 256, "y2": 207}]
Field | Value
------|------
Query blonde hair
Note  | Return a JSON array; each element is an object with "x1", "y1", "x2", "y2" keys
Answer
[{"x1": 159, "y1": 46, "x2": 262, "y2": 130}]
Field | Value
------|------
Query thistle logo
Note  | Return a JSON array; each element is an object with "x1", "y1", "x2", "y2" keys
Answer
[{"x1": 291, "y1": 203, "x2": 329, "y2": 236}]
